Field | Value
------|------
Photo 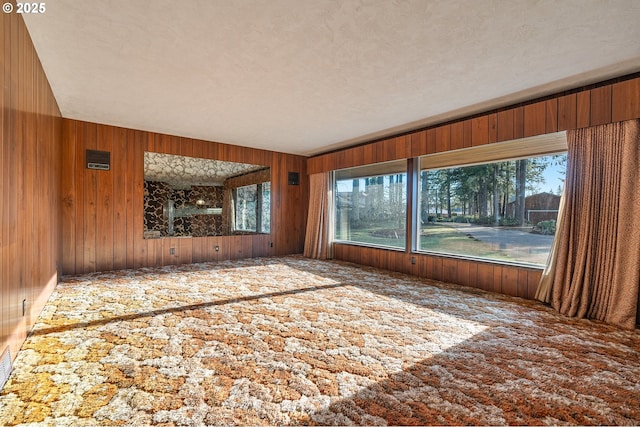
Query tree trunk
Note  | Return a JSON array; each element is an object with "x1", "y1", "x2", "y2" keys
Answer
[
  {"x1": 515, "y1": 159, "x2": 527, "y2": 225},
  {"x1": 478, "y1": 177, "x2": 488, "y2": 217},
  {"x1": 420, "y1": 173, "x2": 429, "y2": 223},
  {"x1": 503, "y1": 164, "x2": 510, "y2": 217},
  {"x1": 493, "y1": 164, "x2": 500, "y2": 225},
  {"x1": 446, "y1": 171, "x2": 452, "y2": 218},
  {"x1": 351, "y1": 179, "x2": 360, "y2": 222}
]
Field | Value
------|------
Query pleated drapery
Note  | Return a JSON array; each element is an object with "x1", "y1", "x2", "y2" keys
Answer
[
  {"x1": 536, "y1": 119, "x2": 640, "y2": 329},
  {"x1": 303, "y1": 173, "x2": 333, "y2": 259}
]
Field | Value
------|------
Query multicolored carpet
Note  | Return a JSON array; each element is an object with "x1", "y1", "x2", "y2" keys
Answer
[{"x1": 1, "y1": 256, "x2": 639, "y2": 426}]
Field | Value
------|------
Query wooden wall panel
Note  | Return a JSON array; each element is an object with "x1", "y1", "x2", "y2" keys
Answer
[
  {"x1": 355, "y1": 247, "x2": 370, "y2": 268},
  {"x1": 463, "y1": 119, "x2": 473, "y2": 148},
  {"x1": 492, "y1": 265, "x2": 504, "y2": 294},
  {"x1": 442, "y1": 258, "x2": 458, "y2": 284},
  {"x1": 306, "y1": 155, "x2": 321, "y2": 175},
  {"x1": 132, "y1": 130, "x2": 147, "y2": 269},
  {"x1": 456, "y1": 260, "x2": 471, "y2": 288},
  {"x1": 612, "y1": 77, "x2": 640, "y2": 122},
  {"x1": 513, "y1": 106, "x2": 525, "y2": 139},
  {"x1": 1, "y1": 10, "x2": 62, "y2": 361},
  {"x1": 351, "y1": 145, "x2": 364, "y2": 168},
  {"x1": 125, "y1": 129, "x2": 136, "y2": 268},
  {"x1": 471, "y1": 116, "x2": 489, "y2": 147},
  {"x1": 374, "y1": 140, "x2": 386, "y2": 164},
  {"x1": 429, "y1": 256, "x2": 443, "y2": 282},
  {"x1": 545, "y1": 99, "x2": 558, "y2": 133},
  {"x1": 332, "y1": 244, "x2": 543, "y2": 300},
  {"x1": 425, "y1": 128, "x2": 436, "y2": 155},
  {"x1": 398, "y1": 135, "x2": 412, "y2": 160},
  {"x1": 382, "y1": 137, "x2": 396, "y2": 161},
  {"x1": 450, "y1": 122, "x2": 464, "y2": 151},
  {"x1": 475, "y1": 264, "x2": 494, "y2": 292},
  {"x1": 590, "y1": 85, "x2": 612, "y2": 126},
  {"x1": 557, "y1": 94, "x2": 577, "y2": 131},
  {"x1": 82, "y1": 122, "x2": 98, "y2": 273},
  {"x1": 496, "y1": 109, "x2": 515, "y2": 142},
  {"x1": 527, "y1": 270, "x2": 543, "y2": 299},
  {"x1": 501, "y1": 267, "x2": 519, "y2": 297},
  {"x1": 517, "y1": 270, "x2": 529, "y2": 299},
  {"x1": 96, "y1": 125, "x2": 114, "y2": 272},
  {"x1": 112, "y1": 126, "x2": 128, "y2": 270},
  {"x1": 362, "y1": 144, "x2": 374, "y2": 166},
  {"x1": 61, "y1": 119, "x2": 307, "y2": 275},
  {"x1": 407, "y1": 254, "x2": 419, "y2": 277},
  {"x1": 334, "y1": 149, "x2": 348, "y2": 170},
  {"x1": 487, "y1": 113, "x2": 497, "y2": 144},
  {"x1": 523, "y1": 101, "x2": 546, "y2": 137},
  {"x1": 411, "y1": 130, "x2": 426, "y2": 157},
  {"x1": 435, "y1": 125, "x2": 451, "y2": 153},
  {"x1": 7, "y1": 18, "x2": 21, "y2": 355},
  {"x1": 333, "y1": 244, "x2": 345, "y2": 264},
  {"x1": 62, "y1": 123, "x2": 76, "y2": 273},
  {"x1": 577, "y1": 90, "x2": 591, "y2": 128}
]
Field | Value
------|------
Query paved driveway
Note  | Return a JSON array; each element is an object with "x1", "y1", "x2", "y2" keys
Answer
[{"x1": 446, "y1": 223, "x2": 554, "y2": 265}]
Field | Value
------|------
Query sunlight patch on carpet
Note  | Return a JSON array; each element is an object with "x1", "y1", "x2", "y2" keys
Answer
[{"x1": 1, "y1": 256, "x2": 638, "y2": 426}]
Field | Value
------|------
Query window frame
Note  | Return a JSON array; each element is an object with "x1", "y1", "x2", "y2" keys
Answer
[
  {"x1": 332, "y1": 159, "x2": 409, "y2": 251},
  {"x1": 415, "y1": 132, "x2": 568, "y2": 268},
  {"x1": 330, "y1": 132, "x2": 568, "y2": 269},
  {"x1": 232, "y1": 183, "x2": 270, "y2": 234}
]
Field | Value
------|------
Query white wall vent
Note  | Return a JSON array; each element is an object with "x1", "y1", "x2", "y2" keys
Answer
[{"x1": 0, "y1": 346, "x2": 11, "y2": 391}]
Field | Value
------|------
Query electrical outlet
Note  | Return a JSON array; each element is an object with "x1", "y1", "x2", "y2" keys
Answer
[
  {"x1": 214, "y1": 245, "x2": 219, "y2": 252},
  {"x1": 269, "y1": 242, "x2": 273, "y2": 248},
  {"x1": 411, "y1": 257, "x2": 416, "y2": 265},
  {"x1": 169, "y1": 247, "x2": 175, "y2": 255}
]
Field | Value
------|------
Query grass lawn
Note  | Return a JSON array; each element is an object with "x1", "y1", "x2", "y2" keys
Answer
[
  {"x1": 418, "y1": 224, "x2": 513, "y2": 261},
  {"x1": 341, "y1": 223, "x2": 514, "y2": 262},
  {"x1": 344, "y1": 228, "x2": 406, "y2": 249}
]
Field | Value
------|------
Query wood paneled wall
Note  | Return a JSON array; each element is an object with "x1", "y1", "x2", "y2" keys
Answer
[
  {"x1": 310, "y1": 75, "x2": 640, "y2": 300},
  {"x1": 1, "y1": 10, "x2": 63, "y2": 360},
  {"x1": 334, "y1": 245, "x2": 542, "y2": 299},
  {"x1": 61, "y1": 119, "x2": 308, "y2": 275}
]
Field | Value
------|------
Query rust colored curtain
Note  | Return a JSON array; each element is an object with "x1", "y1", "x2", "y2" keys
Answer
[
  {"x1": 536, "y1": 119, "x2": 640, "y2": 329},
  {"x1": 304, "y1": 173, "x2": 332, "y2": 259}
]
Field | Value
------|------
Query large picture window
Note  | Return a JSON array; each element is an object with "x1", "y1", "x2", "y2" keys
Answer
[
  {"x1": 417, "y1": 134, "x2": 567, "y2": 266},
  {"x1": 330, "y1": 132, "x2": 569, "y2": 268},
  {"x1": 334, "y1": 160, "x2": 407, "y2": 249}
]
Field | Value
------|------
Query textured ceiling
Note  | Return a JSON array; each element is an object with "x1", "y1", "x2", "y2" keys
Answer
[
  {"x1": 23, "y1": 0, "x2": 640, "y2": 156},
  {"x1": 144, "y1": 152, "x2": 265, "y2": 188}
]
